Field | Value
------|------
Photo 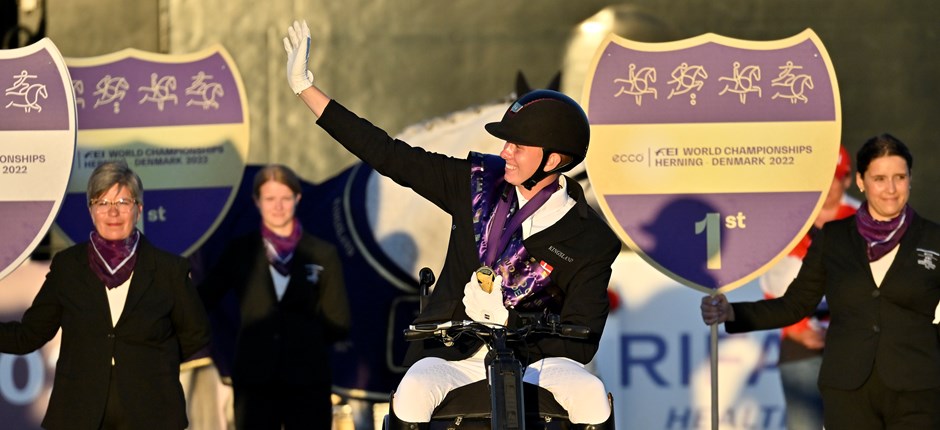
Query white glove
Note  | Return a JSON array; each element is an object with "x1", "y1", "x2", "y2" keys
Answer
[
  {"x1": 282, "y1": 20, "x2": 315, "y2": 95},
  {"x1": 462, "y1": 271, "x2": 508, "y2": 324}
]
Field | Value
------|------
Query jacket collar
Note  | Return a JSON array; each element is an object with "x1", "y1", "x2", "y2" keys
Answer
[
  {"x1": 524, "y1": 175, "x2": 592, "y2": 245},
  {"x1": 120, "y1": 236, "x2": 156, "y2": 326},
  {"x1": 880, "y1": 212, "x2": 922, "y2": 287},
  {"x1": 851, "y1": 212, "x2": 924, "y2": 287},
  {"x1": 79, "y1": 235, "x2": 157, "y2": 328}
]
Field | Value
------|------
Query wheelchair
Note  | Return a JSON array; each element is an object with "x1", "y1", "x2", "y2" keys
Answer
[{"x1": 383, "y1": 268, "x2": 615, "y2": 430}]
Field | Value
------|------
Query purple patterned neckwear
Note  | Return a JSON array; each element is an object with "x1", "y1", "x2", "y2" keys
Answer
[
  {"x1": 88, "y1": 229, "x2": 140, "y2": 289},
  {"x1": 855, "y1": 202, "x2": 913, "y2": 261},
  {"x1": 261, "y1": 218, "x2": 303, "y2": 276}
]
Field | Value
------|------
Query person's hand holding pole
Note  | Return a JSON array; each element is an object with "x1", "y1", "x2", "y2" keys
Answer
[
  {"x1": 700, "y1": 292, "x2": 734, "y2": 430},
  {"x1": 700, "y1": 293, "x2": 734, "y2": 325}
]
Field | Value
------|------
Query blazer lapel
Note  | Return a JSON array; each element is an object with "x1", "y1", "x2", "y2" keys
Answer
[
  {"x1": 846, "y1": 217, "x2": 878, "y2": 287},
  {"x1": 78, "y1": 244, "x2": 114, "y2": 326},
  {"x1": 252, "y1": 241, "x2": 281, "y2": 305},
  {"x1": 879, "y1": 215, "x2": 922, "y2": 289},
  {"x1": 115, "y1": 238, "x2": 155, "y2": 328},
  {"x1": 280, "y1": 254, "x2": 314, "y2": 305}
]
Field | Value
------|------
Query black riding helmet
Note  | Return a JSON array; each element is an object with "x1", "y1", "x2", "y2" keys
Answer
[{"x1": 485, "y1": 89, "x2": 590, "y2": 190}]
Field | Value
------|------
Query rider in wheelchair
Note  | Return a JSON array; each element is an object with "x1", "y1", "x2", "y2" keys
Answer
[
  {"x1": 283, "y1": 19, "x2": 622, "y2": 428},
  {"x1": 383, "y1": 87, "x2": 621, "y2": 426}
]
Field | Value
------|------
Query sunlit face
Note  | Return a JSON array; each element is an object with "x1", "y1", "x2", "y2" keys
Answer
[
  {"x1": 856, "y1": 155, "x2": 910, "y2": 221},
  {"x1": 90, "y1": 183, "x2": 141, "y2": 241},
  {"x1": 256, "y1": 180, "x2": 300, "y2": 234},
  {"x1": 500, "y1": 142, "x2": 544, "y2": 186}
]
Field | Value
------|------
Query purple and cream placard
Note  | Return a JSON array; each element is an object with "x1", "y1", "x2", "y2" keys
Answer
[
  {"x1": 583, "y1": 29, "x2": 841, "y2": 293},
  {"x1": 56, "y1": 45, "x2": 250, "y2": 256},
  {"x1": 0, "y1": 38, "x2": 76, "y2": 282}
]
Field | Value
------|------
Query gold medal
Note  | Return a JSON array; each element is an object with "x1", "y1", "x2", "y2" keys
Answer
[{"x1": 475, "y1": 266, "x2": 495, "y2": 293}]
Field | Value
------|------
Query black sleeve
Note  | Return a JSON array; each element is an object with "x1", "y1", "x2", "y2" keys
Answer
[
  {"x1": 0, "y1": 256, "x2": 65, "y2": 354},
  {"x1": 171, "y1": 259, "x2": 211, "y2": 359},
  {"x1": 314, "y1": 240, "x2": 351, "y2": 343},
  {"x1": 727, "y1": 225, "x2": 828, "y2": 333},
  {"x1": 317, "y1": 99, "x2": 471, "y2": 215}
]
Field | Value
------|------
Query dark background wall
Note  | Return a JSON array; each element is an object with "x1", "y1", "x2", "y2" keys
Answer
[{"x1": 6, "y1": 0, "x2": 940, "y2": 218}]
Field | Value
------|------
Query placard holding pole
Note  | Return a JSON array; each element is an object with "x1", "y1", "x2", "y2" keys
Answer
[
  {"x1": 582, "y1": 29, "x2": 840, "y2": 428},
  {"x1": 0, "y1": 38, "x2": 77, "y2": 282}
]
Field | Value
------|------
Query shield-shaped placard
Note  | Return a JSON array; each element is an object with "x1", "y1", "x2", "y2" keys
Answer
[
  {"x1": 56, "y1": 45, "x2": 250, "y2": 256},
  {"x1": 0, "y1": 38, "x2": 76, "y2": 281},
  {"x1": 583, "y1": 29, "x2": 840, "y2": 294}
]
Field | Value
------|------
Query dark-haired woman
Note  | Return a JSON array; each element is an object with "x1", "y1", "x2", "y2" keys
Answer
[{"x1": 702, "y1": 134, "x2": 940, "y2": 429}]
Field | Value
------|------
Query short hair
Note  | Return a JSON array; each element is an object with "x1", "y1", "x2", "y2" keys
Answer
[
  {"x1": 555, "y1": 153, "x2": 575, "y2": 171},
  {"x1": 856, "y1": 133, "x2": 913, "y2": 176},
  {"x1": 87, "y1": 160, "x2": 143, "y2": 204},
  {"x1": 252, "y1": 164, "x2": 302, "y2": 199}
]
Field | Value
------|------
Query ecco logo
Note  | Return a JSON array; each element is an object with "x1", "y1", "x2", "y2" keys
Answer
[{"x1": 612, "y1": 153, "x2": 644, "y2": 163}]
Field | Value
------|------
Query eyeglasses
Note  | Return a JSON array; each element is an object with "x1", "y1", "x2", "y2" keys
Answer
[{"x1": 89, "y1": 198, "x2": 138, "y2": 214}]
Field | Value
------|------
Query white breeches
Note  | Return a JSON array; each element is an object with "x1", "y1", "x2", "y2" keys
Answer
[{"x1": 393, "y1": 348, "x2": 610, "y2": 424}]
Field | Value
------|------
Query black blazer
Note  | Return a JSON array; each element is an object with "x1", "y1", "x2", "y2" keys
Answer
[
  {"x1": 728, "y1": 213, "x2": 940, "y2": 391},
  {"x1": 198, "y1": 232, "x2": 350, "y2": 385},
  {"x1": 0, "y1": 236, "x2": 211, "y2": 429}
]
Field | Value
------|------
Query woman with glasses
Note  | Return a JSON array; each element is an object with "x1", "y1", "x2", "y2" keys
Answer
[{"x1": 0, "y1": 160, "x2": 210, "y2": 430}]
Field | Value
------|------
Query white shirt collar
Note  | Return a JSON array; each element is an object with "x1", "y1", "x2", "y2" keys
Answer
[{"x1": 514, "y1": 176, "x2": 575, "y2": 238}]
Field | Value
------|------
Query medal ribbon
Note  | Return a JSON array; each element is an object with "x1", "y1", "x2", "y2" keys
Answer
[{"x1": 481, "y1": 183, "x2": 555, "y2": 267}]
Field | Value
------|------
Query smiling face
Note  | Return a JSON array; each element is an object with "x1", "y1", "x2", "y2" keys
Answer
[
  {"x1": 499, "y1": 141, "x2": 565, "y2": 199},
  {"x1": 256, "y1": 180, "x2": 300, "y2": 236},
  {"x1": 89, "y1": 183, "x2": 141, "y2": 241},
  {"x1": 500, "y1": 142, "x2": 544, "y2": 187},
  {"x1": 857, "y1": 155, "x2": 910, "y2": 221}
]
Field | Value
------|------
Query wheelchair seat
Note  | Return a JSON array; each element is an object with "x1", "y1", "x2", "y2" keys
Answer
[{"x1": 432, "y1": 379, "x2": 569, "y2": 420}]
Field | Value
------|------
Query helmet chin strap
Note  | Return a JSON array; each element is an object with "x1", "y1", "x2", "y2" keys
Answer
[
  {"x1": 521, "y1": 152, "x2": 570, "y2": 190},
  {"x1": 521, "y1": 154, "x2": 549, "y2": 190}
]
